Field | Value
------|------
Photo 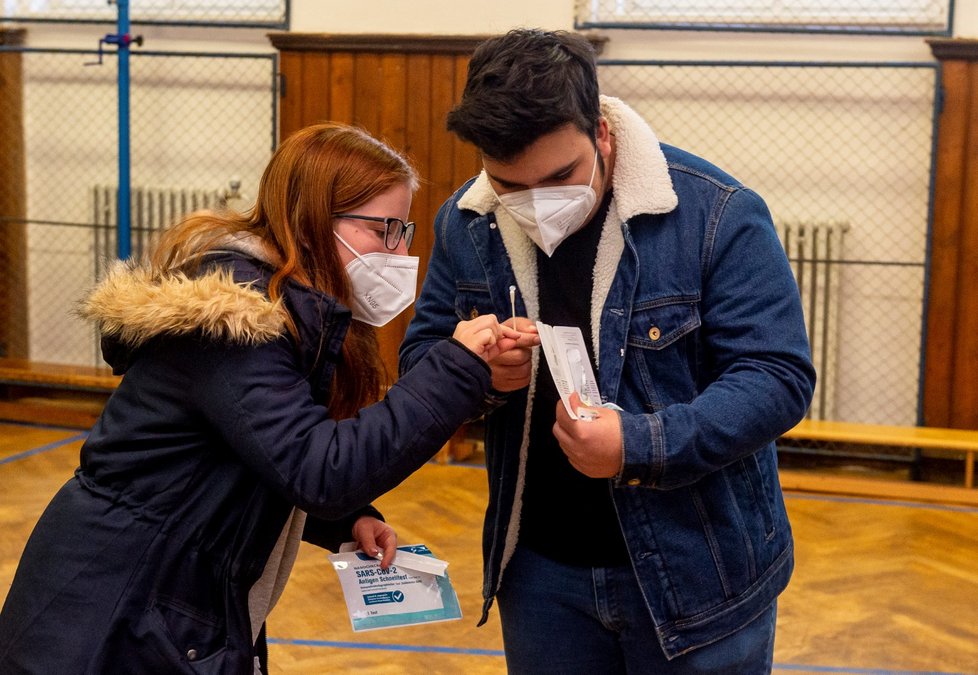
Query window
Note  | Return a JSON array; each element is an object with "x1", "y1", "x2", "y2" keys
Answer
[
  {"x1": 576, "y1": 0, "x2": 952, "y2": 34},
  {"x1": 1, "y1": 0, "x2": 288, "y2": 27}
]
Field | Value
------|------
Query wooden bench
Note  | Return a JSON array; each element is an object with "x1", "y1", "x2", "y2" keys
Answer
[
  {"x1": 0, "y1": 358, "x2": 120, "y2": 428},
  {"x1": 778, "y1": 418, "x2": 978, "y2": 505}
]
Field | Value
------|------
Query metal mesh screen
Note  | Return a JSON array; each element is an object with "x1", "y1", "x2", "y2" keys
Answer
[
  {"x1": 598, "y1": 61, "x2": 937, "y2": 425},
  {"x1": 1, "y1": 0, "x2": 288, "y2": 27},
  {"x1": 576, "y1": 0, "x2": 952, "y2": 34},
  {"x1": 0, "y1": 47, "x2": 276, "y2": 367}
]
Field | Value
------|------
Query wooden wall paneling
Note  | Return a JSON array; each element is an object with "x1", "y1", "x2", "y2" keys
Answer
[
  {"x1": 0, "y1": 29, "x2": 28, "y2": 359},
  {"x1": 379, "y1": 53, "x2": 408, "y2": 148},
  {"x1": 351, "y1": 52, "x2": 382, "y2": 132},
  {"x1": 924, "y1": 61, "x2": 969, "y2": 427},
  {"x1": 299, "y1": 51, "x2": 329, "y2": 129},
  {"x1": 374, "y1": 52, "x2": 410, "y2": 378},
  {"x1": 277, "y1": 53, "x2": 305, "y2": 141},
  {"x1": 451, "y1": 54, "x2": 482, "y2": 188},
  {"x1": 426, "y1": 55, "x2": 460, "y2": 243},
  {"x1": 405, "y1": 53, "x2": 434, "y2": 286},
  {"x1": 925, "y1": 39, "x2": 978, "y2": 431},
  {"x1": 950, "y1": 61, "x2": 978, "y2": 428},
  {"x1": 327, "y1": 53, "x2": 354, "y2": 124}
]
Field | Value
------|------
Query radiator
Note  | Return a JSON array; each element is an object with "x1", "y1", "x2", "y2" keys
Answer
[
  {"x1": 91, "y1": 184, "x2": 222, "y2": 273},
  {"x1": 775, "y1": 221, "x2": 849, "y2": 421}
]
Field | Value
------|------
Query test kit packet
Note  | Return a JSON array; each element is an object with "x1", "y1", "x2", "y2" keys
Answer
[{"x1": 328, "y1": 543, "x2": 462, "y2": 632}]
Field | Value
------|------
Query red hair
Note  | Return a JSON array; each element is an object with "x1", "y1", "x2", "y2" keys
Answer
[{"x1": 152, "y1": 123, "x2": 418, "y2": 418}]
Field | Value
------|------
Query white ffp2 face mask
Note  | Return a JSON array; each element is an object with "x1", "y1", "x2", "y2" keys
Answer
[
  {"x1": 495, "y1": 149, "x2": 599, "y2": 257},
  {"x1": 334, "y1": 233, "x2": 419, "y2": 327}
]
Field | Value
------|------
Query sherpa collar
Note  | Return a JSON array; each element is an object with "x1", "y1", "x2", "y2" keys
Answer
[
  {"x1": 455, "y1": 95, "x2": 678, "y2": 365},
  {"x1": 456, "y1": 95, "x2": 677, "y2": 219}
]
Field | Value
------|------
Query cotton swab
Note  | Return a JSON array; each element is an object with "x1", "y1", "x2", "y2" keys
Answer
[{"x1": 509, "y1": 285, "x2": 517, "y2": 330}]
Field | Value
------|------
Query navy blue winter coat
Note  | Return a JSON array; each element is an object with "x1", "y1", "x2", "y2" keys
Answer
[{"x1": 0, "y1": 248, "x2": 491, "y2": 673}]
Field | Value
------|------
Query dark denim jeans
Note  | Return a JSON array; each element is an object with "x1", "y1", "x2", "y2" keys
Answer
[{"x1": 496, "y1": 545, "x2": 777, "y2": 674}]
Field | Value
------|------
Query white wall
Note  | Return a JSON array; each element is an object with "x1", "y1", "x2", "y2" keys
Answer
[{"x1": 291, "y1": 0, "x2": 572, "y2": 35}]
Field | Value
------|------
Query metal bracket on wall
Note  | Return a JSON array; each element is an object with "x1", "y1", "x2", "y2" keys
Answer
[{"x1": 85, "y1": 32, "x2": 143, "y2": 67}]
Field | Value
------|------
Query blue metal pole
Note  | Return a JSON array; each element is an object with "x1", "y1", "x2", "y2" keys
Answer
[{"x1": 116, "y1": 0, "x2": 131, "y2": 260}]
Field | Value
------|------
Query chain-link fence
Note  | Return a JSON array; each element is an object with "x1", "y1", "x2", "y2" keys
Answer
[
  {"x1": 0, "y1": 46, "x2": 276, "y2": 368},
  {"x1": 2, "y1": 1, "x2": 288, "y2": 28},
  {"x1": 577, "y1": 0, "x2": 953, "y2": 34},
  {"x1": 598, "y1": 61, "x2": 938, "y2": 427}
]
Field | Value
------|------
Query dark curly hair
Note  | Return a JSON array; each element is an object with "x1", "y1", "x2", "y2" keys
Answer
[{"x1": 447, "y1": 29, "x2": 601, "y2": 162}]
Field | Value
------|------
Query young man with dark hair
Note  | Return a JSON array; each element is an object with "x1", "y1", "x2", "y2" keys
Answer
[{"x1": 401, "y1": 28, "x2": 816, "y2": 673}]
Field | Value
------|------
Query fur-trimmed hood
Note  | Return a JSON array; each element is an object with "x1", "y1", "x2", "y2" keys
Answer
[
  {"x1": 80, "y1": 261, "x2": 288, "y2": 350},
  {"x1": 79, "y1": 234, "x2": 299, "y2": 374}
]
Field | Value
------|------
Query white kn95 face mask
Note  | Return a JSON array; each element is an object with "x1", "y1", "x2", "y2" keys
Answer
[
  {"x1": 334, "y1": 232, "x2": 419, "y2": 327},
  {"x1": 495, "y1": 149, "x2": 599, "y2": 257}
]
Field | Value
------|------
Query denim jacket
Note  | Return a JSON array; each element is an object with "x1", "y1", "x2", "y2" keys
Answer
[{"x1": 400, "y1": 97, "x2": 816, "y2": 658}]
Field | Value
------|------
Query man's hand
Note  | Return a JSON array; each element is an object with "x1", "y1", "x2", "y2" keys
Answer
[
  {"x1": 351, "y1": 516, "x2": 397, "y2": 568},
  {"x1": 489, "y1": 316, "x2": 539, "y2": 391},
  {"x1": 553, "y1": 392, "x2": 623, "y2": 479}
]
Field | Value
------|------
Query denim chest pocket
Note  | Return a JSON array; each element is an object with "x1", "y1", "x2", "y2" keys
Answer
[
  {"x1": 625, "y1": 296, "x2": 701, "y2": 412},
  {"x1": 454, "y1": 282, "x2": 494, "y2": 321}
]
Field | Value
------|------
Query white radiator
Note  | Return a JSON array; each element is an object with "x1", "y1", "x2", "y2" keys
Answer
[
  {"x1": 775, "y1": 221, "x2": 849, "y2": 421},
  {"x1": 91, "y1": 184, "x2": 222, "y2": 267}
]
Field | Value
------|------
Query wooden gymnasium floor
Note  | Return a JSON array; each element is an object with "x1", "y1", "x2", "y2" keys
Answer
[{"x1": 2, "y1": 420, "x2": 977, "y2": 674}]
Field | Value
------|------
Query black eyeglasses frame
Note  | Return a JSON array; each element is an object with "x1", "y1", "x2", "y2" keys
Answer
[{"x1": 332, "y1": 213, "x2": 416, "y2": 251}]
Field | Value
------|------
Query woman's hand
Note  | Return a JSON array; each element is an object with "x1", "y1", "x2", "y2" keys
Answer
[
  {"x1": 351, "y1": 516, "x2": 397, "y2": 568},
  {"x1": 485, "y1": 316, "x2": 539, "y2": 391},
  {"x1": 452, "y1": 313, "x2": 534, "y2": 363}
]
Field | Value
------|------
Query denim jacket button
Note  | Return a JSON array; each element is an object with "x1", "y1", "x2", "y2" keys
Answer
[
  {"x1": 470, "y1": 308, "x2": 479, "y2": 319},
  {"x1": 648, "y1": 326, "x2": 661, "y2": 341},
  {"x1": 627, "y1": 478, "x2": 641, "y2": 486},
  {"x1": 186, "y1": 648, "x2": 198, "y2": 661}
]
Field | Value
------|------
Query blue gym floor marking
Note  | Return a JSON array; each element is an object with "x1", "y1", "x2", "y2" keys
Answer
[
  {"x1": 266, "y1": 638, "x2": 968, "y2": 674},
  {"x1": 0, "y1": 432, "x2": 88, "y2": 466},
  {"x1": 266, "y1": 637, "x2": 504, "y2": 656}
]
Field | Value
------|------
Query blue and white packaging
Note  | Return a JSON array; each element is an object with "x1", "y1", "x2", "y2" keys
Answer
[{"x1": 328, "y1": 543, "x2": 462, "y2": 632}]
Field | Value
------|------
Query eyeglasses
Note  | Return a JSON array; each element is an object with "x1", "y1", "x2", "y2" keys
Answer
[{"x1": 332, "y1": 213, "x2": 416, "y2": 251}]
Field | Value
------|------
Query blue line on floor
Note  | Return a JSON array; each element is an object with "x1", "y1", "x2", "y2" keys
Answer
[
  {"x1": 266, "y1": 639, "x2": 968, "y2": 675},
  {"x1": 266, "y1": 637, "x2": 504, "y2": 656},
  {"x1": 0, "y1": 419, "x2": 90, "y2": 432},
  {"x1": 774, "y1": 664, "x2": 968, "y2": 675},
  {"x1": 0, "y1": 432, "x2": 88, "y2": 467}
]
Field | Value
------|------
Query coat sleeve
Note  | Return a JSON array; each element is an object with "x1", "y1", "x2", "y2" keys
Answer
[
  {"x1": 399, "y1": 196, "x2": 510, "y2": 415},
  {"x1": 400, "y1": 198, "x2": 463, "y2": 375},
  {"x1": 301, "y1": 506, "x2": 383, "y2": 552},
  {"x1": 617, "y1": 188, "x2": 816, "y2": 489},
  {"x1": 192, "y1": 337, "x2": 491, "y2": 520}
]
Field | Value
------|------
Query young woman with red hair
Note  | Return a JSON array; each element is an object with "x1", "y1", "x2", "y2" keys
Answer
[{"x1": 0, "y1": 123, "x2": 529, "y2": 674}]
